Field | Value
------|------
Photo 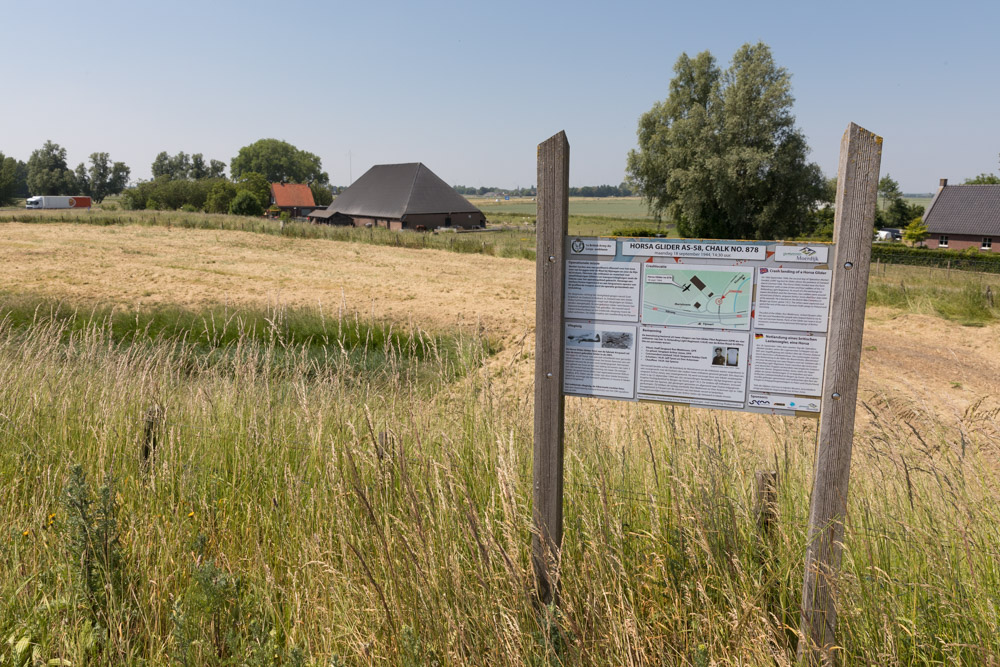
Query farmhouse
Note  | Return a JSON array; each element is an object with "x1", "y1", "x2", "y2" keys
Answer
[
  {"x1": 923, "y1": 178, "x2": 1000, "y2": 252},
  {"x1": 308, "y1": 162, "x2": 486, "y2": 230},
  {"x1": 270, "y1": 183, "x2": 316, "y2": 218}
]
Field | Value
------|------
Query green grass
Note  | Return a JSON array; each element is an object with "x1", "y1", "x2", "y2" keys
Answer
[
  {"x1": 472, "y1": 196, "x2": 655, "y2": 219},
  {"x1": 0, "y1": 293, "x2": 494, "y2": 385},
  {"x1": 2, "y1": 273, "x2": 1000, "y2": 662},
  {"x1": 867, "y1": 262, "x2": 1000, "y2": 325}
]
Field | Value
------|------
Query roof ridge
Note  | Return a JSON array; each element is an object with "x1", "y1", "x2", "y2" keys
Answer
[{"x1": 404, "y1": 163, "x2": 423, "y2": 213}]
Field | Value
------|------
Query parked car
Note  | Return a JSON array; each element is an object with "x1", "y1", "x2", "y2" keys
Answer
[{"x1": 876, "y1": 228, "x2": 902, "y2": 241}]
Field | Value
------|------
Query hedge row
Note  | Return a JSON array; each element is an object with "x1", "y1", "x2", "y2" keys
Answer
[{"x1": 871, "y1": 244, "x2": 1000, "y2": 273}]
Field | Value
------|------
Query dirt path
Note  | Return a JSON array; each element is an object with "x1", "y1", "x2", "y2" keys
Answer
[{"x1": 2, "y1": 222, "x2": 996, "y2": 424}]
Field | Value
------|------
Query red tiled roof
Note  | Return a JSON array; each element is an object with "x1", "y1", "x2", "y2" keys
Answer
[{"x1": 271, "y1": 183, "x2": 316, "y2": 208}]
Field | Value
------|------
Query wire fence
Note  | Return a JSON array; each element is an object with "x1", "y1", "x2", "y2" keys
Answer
[{"x1": 871, "y1": 249, "x2": 1000, "y2": 274}]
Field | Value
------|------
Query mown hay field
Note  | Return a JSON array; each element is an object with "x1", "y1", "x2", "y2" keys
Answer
[{"x1": 2, "y1": 220, "x2": 1000, "y2": 665}]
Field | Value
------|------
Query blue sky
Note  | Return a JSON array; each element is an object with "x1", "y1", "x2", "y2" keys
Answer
[{"x1": 3, "y1": 0, "x2": 998, "y2": 192}]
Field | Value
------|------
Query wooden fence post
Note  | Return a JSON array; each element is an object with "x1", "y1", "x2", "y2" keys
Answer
[
  {"x1": 142, "y1": 403, "x2": 163, "y2": 468},
  {"x1": 755, "y1": 470, "x2": 778, "y2": 539},
  {"x1": 798, "y1": 123, "x2": 882, "y2": 663},
  {"x1": 532, "y1": 131, "x2": 569, "y2": 604}
]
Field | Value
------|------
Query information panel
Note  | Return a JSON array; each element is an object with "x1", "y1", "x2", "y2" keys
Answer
[{"x1": 562, "y1": 237, "x2": 833, "y2": 417}]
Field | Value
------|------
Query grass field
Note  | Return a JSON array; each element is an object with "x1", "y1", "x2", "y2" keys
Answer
[
  {"x1": 470, "y1": 196, "x2": 656, "y2": 220},
  {"x1": 3, "y1": 219, "x2": 1000, "y2": 664}
]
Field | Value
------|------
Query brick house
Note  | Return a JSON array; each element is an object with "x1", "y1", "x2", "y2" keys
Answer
[
  {"x1": 923, "y1": 179, "x2": 1000, "y2": 253},
  {"x1": 270, "y1": 183, "x2": 316, "y2": 218}
]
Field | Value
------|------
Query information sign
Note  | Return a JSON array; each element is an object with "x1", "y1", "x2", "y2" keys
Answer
[{"x1": 563, "y1": 237, "x2": 833, "y2": 417}]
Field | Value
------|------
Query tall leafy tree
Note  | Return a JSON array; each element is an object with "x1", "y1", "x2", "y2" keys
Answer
[
  {"x1": 190, "y1": 153, "x2": 208, "y2": 180},
  {"x1": 626, "y1": 43, "x2": 824, "y2": 239},
  {"x1": 208, "y1": 159, "x2": 227, "y2": 179},
  {"x1": 85, "y1": 152, "x2": 130, "y2": 202},
  {"x1": 310, "y1": 181, "x2": 333, "y2": 207},
  {"x1": 152, "y1": 151, "x2": 225, "y2": 180},
  {"x1": 0, "y1": 153, "x2": 19, "y2": 205},
  {"x1": 230, "y1": 139, "x2": 329, "y2": 186},
  {"x1": 878, "y1": 174, "x2": 902, "y2": 210},
  {"x1": 27, "y1": 140, "x2": 78, "y2": 195}
]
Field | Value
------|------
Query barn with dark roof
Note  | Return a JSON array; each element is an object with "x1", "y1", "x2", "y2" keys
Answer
[
  {"x1": 308, "y1": 163, "x2": 485, "y2": 230},
  {"x1": 923, "y1": 179, "x2": 1000, "y2": 252}
]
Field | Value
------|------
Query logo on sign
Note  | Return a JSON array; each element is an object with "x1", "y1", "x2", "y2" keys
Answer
[
  {"x1": 571, "y1": 239, "x2": 586, "y2": 254},
  {"x1": 799, "y1": 247, "x2": 817, "y2": 256}
]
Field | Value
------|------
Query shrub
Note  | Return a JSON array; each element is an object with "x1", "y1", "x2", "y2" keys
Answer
[
  {"x1": 228, "y1": 190, "x2": 264, "y2": 217},
  {"x1": 205, "y1": 181, "x2": 238, "y2": 214}
]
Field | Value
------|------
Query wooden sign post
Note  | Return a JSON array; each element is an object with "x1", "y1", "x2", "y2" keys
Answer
[
  {"x1": 798, "y1": 123, "x2": 882, "y2": 663},
  {"x1": 532, "y1": 131, "x2": 570, "y2": 604},
  {"x1": 531, "y1": 124, "x2": 881, "y2": 661}
]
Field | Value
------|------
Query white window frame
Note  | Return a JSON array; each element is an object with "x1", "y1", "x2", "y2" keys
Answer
[
  {"x1": 982, "y1": 237, "x2": 993, "y2": 251},
  {"x1": 939, "y1": 235, "x2": 949, "y2": 248}
]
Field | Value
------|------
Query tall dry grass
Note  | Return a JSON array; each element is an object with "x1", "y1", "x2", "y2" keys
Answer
[{"x1": 2, "y1": 295, "x2": 1000, "y2": 664}]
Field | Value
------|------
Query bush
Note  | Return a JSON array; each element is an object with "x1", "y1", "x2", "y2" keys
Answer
[
  {"x1": 228, "y1": 190, "x2": 264, "y2": 217},
  {"x1": 205, "y1": 181, "x2": 238, "y2": 214},
  {"x1": 180, "y1": 204, "x2": 197, "y2": 213},
  {"x1": 610, "y1": 226, "x2": 666, "y2": 237}
]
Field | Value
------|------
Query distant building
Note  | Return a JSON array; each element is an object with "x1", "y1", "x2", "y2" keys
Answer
[
  {"x1": 923, "y1": 178, "x2": 1000, "y2": 252},
  {"x1": 308, "y1": 163, "x2": 485, "y2": 230},
  {"x1": 270, "y1": 183, "x2": 316, "y2": 218}
]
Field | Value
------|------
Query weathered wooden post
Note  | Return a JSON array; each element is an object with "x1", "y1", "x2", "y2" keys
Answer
[
  {"x1": 798, "y1": 123, "x2": 882, "y2": 663},
  {"x1": 755, "y1": 470, "x2": 779, "y2": 539},
  {"x1": 142, "y1": 403, "x2": 163, "y2": 468},
  {"x1": 532, "y1": 131, "x2": 570, "y2": 604}
]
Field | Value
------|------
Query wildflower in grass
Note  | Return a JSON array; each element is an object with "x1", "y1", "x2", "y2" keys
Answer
[
  {"x1": 188, "y1": 511, "x2": 195, "y2": 518},
  {"x1": 23, "y1": 529, "x2": 29, "y2": 537}
]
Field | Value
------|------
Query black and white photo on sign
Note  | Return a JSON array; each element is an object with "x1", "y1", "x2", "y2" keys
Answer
[
  {"x1": 637, "y1": 328, "x2": 750, "y2": 407},
  {"x1": 563, "y1": 322, "x2": 637, "y2": 400}
]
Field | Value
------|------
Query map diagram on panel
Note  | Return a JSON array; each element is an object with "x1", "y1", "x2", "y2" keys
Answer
[{"x1": 641, "y1": 264, "x2": 753, "y2": 330}]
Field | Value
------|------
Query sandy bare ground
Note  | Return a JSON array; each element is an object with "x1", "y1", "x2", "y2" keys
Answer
[{"x1": 2, "y1": 222, "x2": 997, "y2": 424}]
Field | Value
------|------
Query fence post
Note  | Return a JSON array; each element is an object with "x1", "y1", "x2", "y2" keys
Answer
[
  {"x1": 798, "y1": 123, "x2": 882, "y2": 663},
  {"x1": 142, "y1": 404, "x2": 163, "y2": 468},
  {"x1": 755, "y1": 470, "x2": 779, "y2": 539},
  {"x1": 532, "y1": 131, "x2": 569, "y2": 604}
]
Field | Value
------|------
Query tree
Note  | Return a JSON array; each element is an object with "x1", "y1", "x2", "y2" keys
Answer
[
  {"x1": 964, "y1": 173, "x2": 1000, "y2": 185},
  {"x1": 903, "y1": 218, "x2": 929, "y2": 246},
  {"x1": 626, "y1": 43, "x2": 824, "y2": 239},
  {"x1": 878, "y1": 174, "x2": 902, "y2": 210},
  {"x1": 84, "y1": 152, "x2": 130, "y2": 202},
  {"x1": 205, "y1": 181, "x2": 238, "y2": 213},
  {"x1": 228, "y1": 190, "x2": 263, "y2": 217},
  {"x1": 208, "y1": 159, "x2": 227, "y2": 179},
  {"x1": 230, "y1": 139, "x2": 329, "y2": 185},
  {"x1": 0, "y1": 156, "x2": 30, "y2": 203},
  {"x1": 234, "y1": 172, "x2": 271, "y2": 209},
  {"x1": 27, "y1": 140, "x2": 78, "y2": 195},
  {"x1": 190, "y1": 153, "x2": 208, "y2": 180},
  {"x1": 0, "y1": 153, "x2": 19, "y2": 205},
  {"x1": 310, "y1": 181, "x2": 333, "y2": 207}
]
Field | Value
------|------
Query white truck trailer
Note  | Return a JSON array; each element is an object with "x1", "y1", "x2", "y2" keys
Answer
[{"x1": 25, "y1": 196, "x2": 92, "y2": 209}]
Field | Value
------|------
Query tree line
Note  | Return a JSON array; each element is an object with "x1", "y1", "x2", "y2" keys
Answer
[
  {"x1": 0, "y1": 141, "x2": 130, "y2": 204},
  {"x1": 0, "y1": 139, "x2": 336, "y2": 214}
]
